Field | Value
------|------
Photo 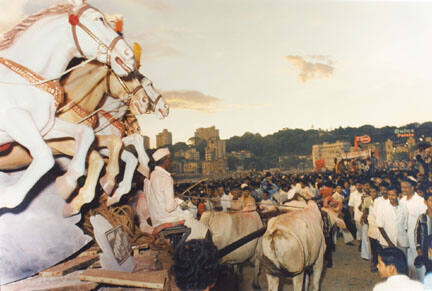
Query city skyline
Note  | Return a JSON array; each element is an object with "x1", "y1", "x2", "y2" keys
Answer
[{"x1": 2, "y1": 0, "x2": 432, "y2": 148}]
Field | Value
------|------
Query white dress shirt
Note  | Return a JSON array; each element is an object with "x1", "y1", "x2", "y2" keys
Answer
[
  {"x1": 372, "y1": 197, "x2": 389, "y2": 242},
  {"x1": 145, "y1": 166, "x2": 208, "y2": 240},
  {"x1": 348, "y1": 190, "x2": 363, "y2": 222},
  {"x1": 221, "y1": 193, "x2": 232, "y2": 212},
  {"x1": 376, "y1": 200, "x2": 409, "y2": 247},
  {"x1": 145, "y1": 166, "x2": 181, "y2": 227},
  {"x1": 367, "y1": 199, "x2": 380, "y2": 239},
  {"x1": 373, "y1": 274, "x2": 423, "y2": 291},
  {"x1": 400, "y1": 193, "x2": 427, "y2": 248}
]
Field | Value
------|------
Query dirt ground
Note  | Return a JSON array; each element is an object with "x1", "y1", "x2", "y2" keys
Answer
[{"x1": 240, "y1": 239, "x2": 381, "y2": 291}]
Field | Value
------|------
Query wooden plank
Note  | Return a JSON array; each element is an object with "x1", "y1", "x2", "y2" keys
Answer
[
  {"x1": 39, "y1": 255, "x2": 99, "y2": 278},
  {"x1": 78, "y1": 246, "x2": 99, "y2": 257},
  {"x1": 2, "y1": 271, "x2": 98, "y2": 291},
  {"x1": 133, "y1": 255, "x2": 161, "y2": 272},
  {"x1": 80, "y1": 269, "x2": 167, "y2": 289}
]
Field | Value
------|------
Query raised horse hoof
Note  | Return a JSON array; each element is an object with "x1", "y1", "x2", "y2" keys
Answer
[
  {"x1": 56, "y1": 170, "x2": 79, "y2": 200},
  {"x1": 99, "y1": 175, "x2": 115, "y2": 195},
  {"x1": 62, "y1": 203, "x2": 79, "y2": 218}
]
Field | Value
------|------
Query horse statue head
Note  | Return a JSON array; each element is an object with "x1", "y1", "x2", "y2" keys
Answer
[
  {"x1": 138, "y1": 73, "x2": 169, "y2": 119},
  {"x1": 0, "y1": 0, "x2": 135, "y2": 77},
  {"x1": 66, "y1": 0, "x2": 136, "y2": 76},
  {"x1": 127, "y1": 42, "x2": 169, "y2": 119},
  {"x1": 104, "y1": 69, "x2": 169, "y2": 121}
]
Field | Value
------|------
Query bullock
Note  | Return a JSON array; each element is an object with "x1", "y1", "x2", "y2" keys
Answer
[
  {"x1": 200, "y1": 211, "x2": 263, "y2": 269},
  {"x1": 254, "y1": 200, "x2": 325, "y2": 291}
]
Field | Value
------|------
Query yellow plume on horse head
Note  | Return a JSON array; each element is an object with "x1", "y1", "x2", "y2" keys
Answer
[
  {"x1": 133, "y1": 42, "x2": 141, "y2": 69},
  {"x1": 103, "y1": 13, "x2": 142, "y2": 70}
]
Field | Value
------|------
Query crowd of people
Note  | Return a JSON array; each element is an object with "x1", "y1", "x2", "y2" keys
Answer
[
  {"x1": 168, "y1": 143, "x2": 432, "y2": 290},
  {"x1": 139, "y1": 143, "x2": 432, "y2": 290}
]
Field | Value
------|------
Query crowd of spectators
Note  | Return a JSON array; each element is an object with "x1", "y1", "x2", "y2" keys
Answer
[{"x1": 170, "y1": 142, "x2": 432, "y2": 289}]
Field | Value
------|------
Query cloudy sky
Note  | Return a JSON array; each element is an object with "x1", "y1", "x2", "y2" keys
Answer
[{"x1": 1, "y1": 0, "x2": 432, "y2": 147}]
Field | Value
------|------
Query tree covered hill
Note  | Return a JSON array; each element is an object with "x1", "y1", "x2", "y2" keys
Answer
[{"x1": 225, "y1": 122, "x2": 432, "y2": 170}]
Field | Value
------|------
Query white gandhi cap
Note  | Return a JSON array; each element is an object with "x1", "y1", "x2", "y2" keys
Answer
[{"x1": 152, "y1": 148, "x2": 170, "y2": 162}]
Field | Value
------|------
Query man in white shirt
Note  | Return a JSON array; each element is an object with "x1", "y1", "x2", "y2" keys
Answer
[
  {"x1": 348, "y1": 181, "x2": 364, "y2": 241},
  {"x1": 376, "y1": 187, "x2": 409, "y2": 252},
  {"x1": 374, "y1": 182, "x2": 389, "y2": 218},
  {"x1": 298, "y1": 180, "x2": 314, "y2": 199},
  {"x1": 373, "y1": 247, "x2": 423, "y2": 291},
  {"x1": 218, "y1": 185, "x2": 231, "y2": 212},
  {"x1": 259, "y1": 191, "x2": 276, "y2": 213},
  {"x1": 272, "y1": 183, "x2": 290, "y2": 205},
  {"x1": 145, "y1": 148, "x2": 208, "y2": 240},
  {"x1": 372, "y1": 182, "x2": 390, "y2": 253},
  {"x1": 400, "y1": 178, "x2": 427, "y2": 278},
  {"x1": 186, "y1": 194, "x2": 199, "y2": 219}
]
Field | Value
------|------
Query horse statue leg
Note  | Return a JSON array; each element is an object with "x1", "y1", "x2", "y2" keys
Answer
[
  {"x1": 0, "y1": 108, "x2": 56, "y2": 209},
  {"x1": 47, "y1": 139, "x2": 104, "y2": 217},
  {"x1": 106, "y1": 149, "x2": 138, "y2": 206},
  {"x1": 96, "y1": 135, "x2": 122, "y2": 195},
  {"x1": 122, "y1": 134, "x2": 150, "y2": 177},
  {"x1": 105, "y1": 134, "x2": 150, "y2": 206},
  {"x1": 46, "y1": 119, "x2": 95, "y2": 200}
]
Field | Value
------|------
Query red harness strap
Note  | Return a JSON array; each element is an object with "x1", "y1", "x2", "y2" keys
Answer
[
  {"x1": 99, "y1": 109, "x2": 126, "y2": 137},
  {"x1": 0, "y1": 57, "x2": 64, "y2": 107},
  {"x1": 0, "y1": 57, "x2": 65, "y2": 153},
  {"x1": 69, "y1": 102, "x2": 98, "y2": 128},
  {"x1": 0, "y1": 143, "x2": 11, "y2": 152}
]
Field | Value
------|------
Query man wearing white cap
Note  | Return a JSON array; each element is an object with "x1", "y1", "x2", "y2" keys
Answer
[{"x1": 145, "y1": 148, "x2": 208, "y2": 240}]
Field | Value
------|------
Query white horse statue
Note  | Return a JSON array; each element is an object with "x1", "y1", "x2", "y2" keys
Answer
[
  {"x1": 0, "y1": 0, "x2": 136, "y2": 210},
  {"x1": 0, "y1": 62, "x2": 167, "y2": 215},
  {"x1": 96, "y1": 71, "x2": 169, "y2": 206}
]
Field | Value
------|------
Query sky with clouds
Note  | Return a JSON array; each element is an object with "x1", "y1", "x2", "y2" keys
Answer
[{"x1": 1, "y1": 0, "x2": 432, "y2": 147}]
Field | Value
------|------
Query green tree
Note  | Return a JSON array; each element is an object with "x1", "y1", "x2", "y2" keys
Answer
[
  {"x1": 227, "y1": 155, "x2": 241, "y2": 171},
  {"x1": 170, "y1": 142, "x2": 189, "y2": 153}
]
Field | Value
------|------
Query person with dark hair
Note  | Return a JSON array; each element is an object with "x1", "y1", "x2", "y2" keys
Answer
[
  {"x1": 260, "y1": 175, "x2": 279, "y2": 198},
  {"x1": 373, "y1": 247, "x2": 423, "y2": 290},
  {"x1": 414, "y1": 192, "x2": 432, "y2": 281},
  {"x1": 229, "y1": 185, "x2": 243, "y2": 211},
  {"x1": 298, "y1": 179, "x2": 314, "y2": 199},
  {"x1": 171, "y1": 239, "x2": 221, "y2": 291},
  {"x1": 240, "y1": 184, "x2": 256, "y2": 211},
  {"x1": 400, "y1": 177, "x2": 427, "y2": 278},
  {"x1": 218, "y1": 185, "x2": 231, "y2": 212},
  {"x1": 259, "y1": 190, "x2": 276, "y2": 213},
  {"x1": 359, "y1": 182, "x2": 372, "y2": 260},
  {"x1": 341, "y1": 180, "x2": 357, "y2": 239},
  {"x1": 376, "y1": 187, "x2": 409, "y2": 252},
  {"x1": 349, "y1": 180, "x2": 364, "y2": 242},
  {"x1": 367, "y1": 185, "x2": 381, "y2": 272},
  {"x1": 423, "y1": 234, "x2": 432, "y2": 288},
  {"x1": 319, "y1": 180, "x2": 334, "y2": 200},
  {"x1": 322, "y1": 182, "x2": 354, "y2": 245}
]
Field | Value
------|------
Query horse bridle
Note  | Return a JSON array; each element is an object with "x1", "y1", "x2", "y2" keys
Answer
[
  {"x1": 69, "y1": 5, "x2": 124, "y2": 69},
  {"x1": 105, "y1": 69, "x2": 162, "y2": 115}
]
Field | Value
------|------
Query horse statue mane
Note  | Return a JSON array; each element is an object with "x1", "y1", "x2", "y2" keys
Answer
[{"x1": 0, "y1": 4, "x2": 74, "y2": 50}]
